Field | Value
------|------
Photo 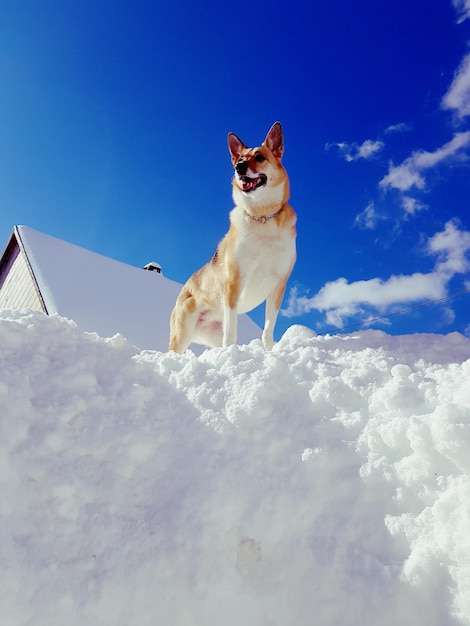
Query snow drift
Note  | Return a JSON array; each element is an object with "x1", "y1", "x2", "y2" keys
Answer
[{"x1": 1, "y1": 309, "x2": 470, "y2": 626}]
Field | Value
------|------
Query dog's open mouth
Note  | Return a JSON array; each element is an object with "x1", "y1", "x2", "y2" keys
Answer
[{"x1": 240, "y1": 174, "x2": 267, "y2": 193}]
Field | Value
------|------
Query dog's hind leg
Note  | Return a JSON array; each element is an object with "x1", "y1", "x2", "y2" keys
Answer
[{"x1": 168, "y1": 290, "x2": 197, "y2": 353}]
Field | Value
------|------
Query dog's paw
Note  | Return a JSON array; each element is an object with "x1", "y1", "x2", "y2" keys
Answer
[{"x1": 261, "y1": 333, "x2": 275, "y2": 350}]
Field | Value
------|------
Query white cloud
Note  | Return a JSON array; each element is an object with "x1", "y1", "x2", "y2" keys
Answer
[
  {"x1": 327, "y1": 139, "x2": 384, "y2": 162},
  {"x1": 283, "y1": 273, "x2": 445, "y2": 325},
  {"x1": 356, "y1": 139, "x2": 384, "y2": 159},
  {"x1": 441, "y1": 305, "x2": 456, "y2": 325},
  {"x1": 453, "y1": 0, "x2": 470, "y2": 22},
  {"x1": 384, "y1": 122, "x2": 411, "y2": 134},
  {"x1": 379, "y1": 162, "x2": 425, "y2": 191},
  {"x1": 442, "y1": 52, "x2": 470, "y2": 118},
  {"x1": 401, "y1": 196, "x2": 427, "y2": 216},
  {"x1": 379, "y1": 132, "x2": 470, "y2": 191},
  {"x1": 354, "y1": 202, "x2": 385, "y2": 229},
  {"x1": 282, "y1": 220, "x2": 470, "y2": 327},
  {"x1": 427, "y1": 218, "x2": 470, "y2": 276},
  {"x1": 354, "y1": 196, "x2": 426, "y2": 232}
]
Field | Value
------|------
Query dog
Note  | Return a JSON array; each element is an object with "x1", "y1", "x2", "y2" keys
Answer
[{"x1": 169, "y1": 122, "x2": 297, "y2": 353}]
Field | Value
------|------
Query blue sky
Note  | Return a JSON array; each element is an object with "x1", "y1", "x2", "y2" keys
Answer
[{"x1": 1, "y1": 0, "x2": 470, "y2": 340}]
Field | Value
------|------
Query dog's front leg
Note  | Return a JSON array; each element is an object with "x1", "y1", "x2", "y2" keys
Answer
[
  {"x1": 223, "y1": 274, "x2": 240, "y2": 347},
  {"x1": 263, "y1": 279, "x2": 288, "y2": 350}
]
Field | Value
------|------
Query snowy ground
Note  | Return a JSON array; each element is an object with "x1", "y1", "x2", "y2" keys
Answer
[{"x1": 1, "y1": 309, "x2": 470, "y2": 626}]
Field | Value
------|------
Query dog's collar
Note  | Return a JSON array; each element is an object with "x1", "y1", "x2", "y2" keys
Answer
[{"x1": 244, "y1": 208, "x2": 282, "y2": 224}]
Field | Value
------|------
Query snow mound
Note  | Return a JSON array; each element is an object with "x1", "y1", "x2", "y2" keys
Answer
[{"x1": 1, "y1": 310, "x2": 470, "y2": 626}]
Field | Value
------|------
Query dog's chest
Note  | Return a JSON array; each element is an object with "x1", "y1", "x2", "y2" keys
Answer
[{"x1": 234, "y1": 224, "x2": 295, "y2": 311}]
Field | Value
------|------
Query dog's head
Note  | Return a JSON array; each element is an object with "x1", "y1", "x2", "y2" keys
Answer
[{"x1": 228, "y1": 122, "x2": 289, "y2": 206}]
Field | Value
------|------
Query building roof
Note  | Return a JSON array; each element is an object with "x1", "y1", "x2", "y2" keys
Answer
[{"x1": 0, "y1": 225, "x2": 260, "y2": 352}]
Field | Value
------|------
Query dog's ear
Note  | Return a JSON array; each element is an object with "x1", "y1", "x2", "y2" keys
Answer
[
  {"x1": 228, "y1": 132, "x2": 246, "y2": 165},
  {"x1": 264, "y1": 122, "x2": 284, "y2": 158}
]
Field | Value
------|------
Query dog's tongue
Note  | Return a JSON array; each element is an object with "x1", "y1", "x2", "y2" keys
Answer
[{"x1": 242, "y1": 177, "x2": 258, "y2": 192}]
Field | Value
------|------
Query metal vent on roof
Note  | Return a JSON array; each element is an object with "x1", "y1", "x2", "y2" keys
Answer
[{"x1": 143, "y1": 262, "x2": 162, "y2": 274}]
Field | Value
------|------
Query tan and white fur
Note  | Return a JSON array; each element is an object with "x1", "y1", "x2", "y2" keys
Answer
[{"x1": 169, "y1": 122, "x2": 296, "y2": 353}]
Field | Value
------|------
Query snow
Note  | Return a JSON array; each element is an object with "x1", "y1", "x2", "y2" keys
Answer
[
  {"x1": 16, "y1": 225, "x2": 260, "y2": 351},
  {"x1": 1, "y1": 309, "x2": 470, "y2": 625}
]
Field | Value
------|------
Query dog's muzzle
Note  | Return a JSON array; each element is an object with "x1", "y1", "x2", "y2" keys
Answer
[
  {"x1": 240, "y1": 174, "x2": 267, "y2": 192},
  {"x1": 235, "y1": 160, "x2": 267, "y2": 193}
]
